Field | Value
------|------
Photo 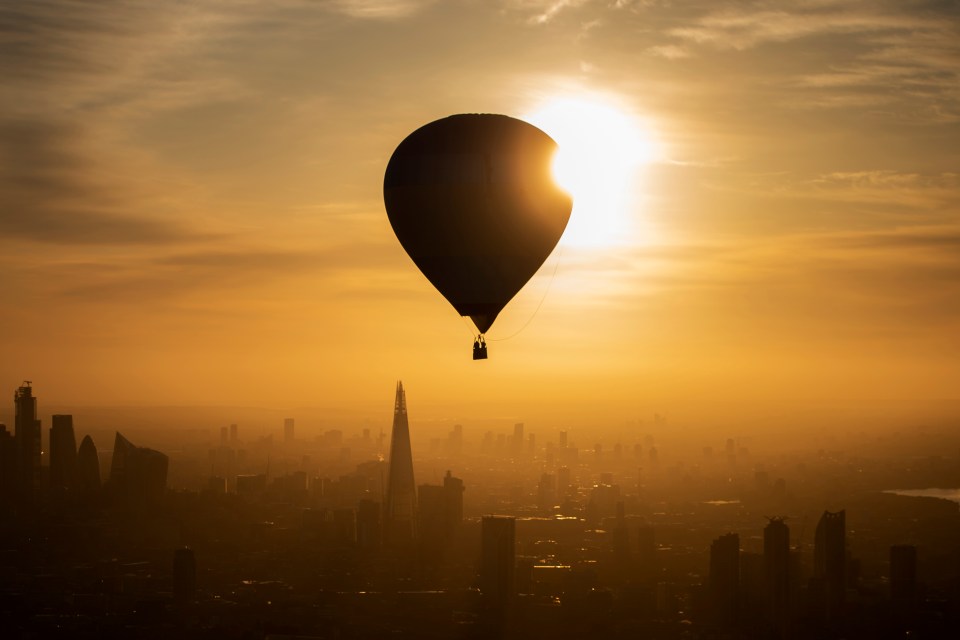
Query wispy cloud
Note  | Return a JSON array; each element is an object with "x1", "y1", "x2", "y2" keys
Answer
[
  {"x1": 329, "y1": 0, "x2": 437, "y2": 20},
  {"x1": 0, "y1": 118, "x2": 203, "y2": 245}
]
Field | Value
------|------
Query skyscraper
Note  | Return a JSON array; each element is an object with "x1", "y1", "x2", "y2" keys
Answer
[
  {"x1": 109, "y1": 432, "x2": 168, "y2": 504},
  {"x1": 637, "y1": 522, "x2": 657, "y2": 584},
  {"x1": 0, "y1": 425, "x2": 16, "y2": 507},
  {"x1": 480, "y1": 516, "x2": 516, "y2": 610},
  {"x1": 173, "y1": 547, "x2": 197, "y2": 603},
  {"x1": 384, "y1": 381, "x2": 416, "y2": 548},
  {"x1": 14, "y1": 382, "x2": 41, "y2": 502},
  {"x1": 443, "y1": 470, "x2": 464, "y2": 535},
  {"x1": 890, "y1": 544, "x2": 917, "y2": 605},
  {"x1": 612, "y1": 501, "x2": 631, "y2": 580},
  {"x1": 357, "y1": 498, "x2": 382, "y2": 551},
  {"x1": 764, "y1": 517, "x2": 790, "y2": 634},
  {"x1": 512, "y1": 422, "x2": 524, "y2": 455},
  {"x1": 814, "y1": 510, "x2": 846, "y2": 620},
  {"x1": 709, "y1": 533, "x2": 740, "y2": 627},
  {"x1": 49, "y1": 414, "x2": 78, "y2": 489},
  {"x1": 76, "y1": 435, "x2": 101, "y2": 493},
  {"x1": 284, "y1": 418, "x2": 295, "y2": 443}
]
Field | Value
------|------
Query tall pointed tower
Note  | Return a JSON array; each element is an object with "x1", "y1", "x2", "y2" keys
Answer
[{"x1": 384, "y1": 381, "x2": 417, "y2": 548}]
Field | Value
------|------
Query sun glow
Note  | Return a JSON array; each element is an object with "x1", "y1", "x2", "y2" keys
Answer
[{"x1": 524, "y1": 96, "x2": 658, "y2": 246}]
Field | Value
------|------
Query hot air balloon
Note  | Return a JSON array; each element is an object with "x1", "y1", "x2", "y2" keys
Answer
[{"x1": 383, "y1": 114, "x2": 572, "y2": 359}]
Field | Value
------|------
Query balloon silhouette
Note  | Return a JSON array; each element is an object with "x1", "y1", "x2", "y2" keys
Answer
[{"x1": 383, "y1": 114, "x2": 572, "y2": 358}]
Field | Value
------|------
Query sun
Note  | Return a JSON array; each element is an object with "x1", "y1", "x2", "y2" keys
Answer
[{"x1": 523, "y1": 95, "x2": 658, "y2": 247}]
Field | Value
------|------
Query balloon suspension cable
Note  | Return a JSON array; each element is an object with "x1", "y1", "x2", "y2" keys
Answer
[{"x1": 488, "y1": 245, "x2": 564, "y2": 342}]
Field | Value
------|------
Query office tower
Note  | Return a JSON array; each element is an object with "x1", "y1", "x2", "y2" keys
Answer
[
  {"x1": 418, "y1": 484, "x2": 447, "y2": 561},
  {"x1": 443, "y1": 470, "x2": 464, "y2": 534},
  {"x1": 207, "y1": 476, "x2": 227, "y2": 494},
  {"x1": 284, "y1": 418, "x2": 295, "y2": 443},
  {"x1": 764, "y1": 517, "x2": 790, "y2": 632},
  {"x1": 14, "y1": 382, "x2": 41, "y2": 501},
  {"x1": 357, "y1": 499, "x2": 381, "y2": 551},
  {"x1": 612, "y1": 501, "x2": 630, "y2": 575},
  {"x1": 740, "y1": 551, "x2": 765, "y2": 619},
  {"x1": 236, "y1": 473, "x2": 267, "y2": 496},
  {"x1": 384, "y1": 381, "x2": 416, "y2": 548},
  {"x1": 559, "y1": 430, "x2": 568, "y2": 449},
  {"x1": 537, "y1": 473, "x2": 556, "y2": 511},
  {"x1": 557, "y1": 466, "x2": 571, "y2": 500},
  {"x1": 480, "y1": 516, "x2": 516, "y2": 609},
  {"x1": 332, "y1": 508, "x2": 357, "y2": 546},
  {"x1": 173, "y1": 548, "x2": 197, "y2": 603},
  {"x1": 447, "y1": 424, "x2": 463, "y2": 454},
  {"x1": 109, "y1": 432, "x2": 168, "y2": 503},
  {"x1": 890, "y1": 544, "x2": 917, "y2": 604},
  {"x1": 637, "y1": 524, "x2": 660, "y2": 584},
  {"x1": 512, "y1": 422, "x2": 524, "y2": 455},
  {"x1": 0, "y1": 425, "x2": 16, "y2": 506},
  {"x1": 814, "y1": 510, "x2": 846, "y2": 620},
  {"x1": 49, "y1": 414, "x2": 79, "y2": 489},
  {"x1": 230, "y1": 423, "x2": 238, "y2": 443},
  {"x1": 76, "y1": 435, "x2": 101, "y2": 492},
  {"x1": 709, "y1": 533, "x2": 740, "y2": 626}
]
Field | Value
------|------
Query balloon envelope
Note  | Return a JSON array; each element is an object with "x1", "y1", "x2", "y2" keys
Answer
[{"x1": 383, "y1": 114, "x2": 572, "y2": 333}]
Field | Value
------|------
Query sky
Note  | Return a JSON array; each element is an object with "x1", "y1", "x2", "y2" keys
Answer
[{"x1": 1, "y1": 0, "x2": 958, "y2": 424}]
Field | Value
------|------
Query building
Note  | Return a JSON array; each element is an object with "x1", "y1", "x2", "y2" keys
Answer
[
  {"x1": 284, "y1": 418, "x2": 295, "y2": 443},
  {"x1": 443, "y1": 470, "x2": 464, "y2": 534},
  {"x1": 0, "y1": 425, "x2": 16, "y2": 507},
  {"x1": 14, "y1": 382, "x2": 41, "y2": 502},
  {"x1": 512, "y1": 422, "x2": 524, "y2": 455},
  {"x1": 536, "y1": 473, "x2": 556, "y2": 511},
  {"x1": 612, "y1": 501, "x2": 631, "y2": 579},
  {"x1": 480, "y1": 516, "x2": 516, "y2": 610},
  {"x1": 709, "y1": 533, "x2": 740, "y2": 627},
  {"x1": 357, "y1": 499, "x2": 381, "y2": 551},
  {"x1": 49, "y1": 414, "x2": 78, "y2": 489},
  {"x1": 813, "y1": 510, "x2": 846, "y2": 620},
  {"x1": 173, "y1": 547, "x2": 197, "y2": 603},
  {"x1": 764, "y1": 517, "x2": 790, "y2": 633},
  {"x1": 637, "y1": 523, "x2": 658, "y2": 584},
  {"x1": 890, "y1": 544, "x2": 917, "y2": 604},
  {"x1": 418, "y1": 484, "x2": 446, "y2": 561},
  {"x1": 417, "y1": 470, "x2": 465, "y2": 562},
  {"x1": 384, "y1": 381, "x2": 417, "y2": 548},
  {"x1": 76, "y1": 435, "x2": 101, "y2": 493},
  {"x1": 109, "y1": 432, "x2": 168, "y2": 504}
]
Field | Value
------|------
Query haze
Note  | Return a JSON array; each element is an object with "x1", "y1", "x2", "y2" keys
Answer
[{"x1": 2, "y1": 0, "x2": 958, "y2": 422}]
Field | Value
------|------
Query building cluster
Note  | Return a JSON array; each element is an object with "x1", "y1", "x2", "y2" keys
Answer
[
  {"x1": 0, "y1": 381, "x2": 168, "y2": 511},
  {"x1": 0, "y1": 380, "x2": 956, "y2": 638}
]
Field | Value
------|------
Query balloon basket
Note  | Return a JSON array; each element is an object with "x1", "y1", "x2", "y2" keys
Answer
[{"x1": 473, "y1": 336, "x2": 488, "y2": 360}]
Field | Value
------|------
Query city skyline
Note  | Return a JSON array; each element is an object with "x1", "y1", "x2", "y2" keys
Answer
[
  {"x1": 3, "y1": 3, "x2": 959, "y2": 636},
  {"x1": 0, "y1": 379, "x2": 957, "y2": 637}
]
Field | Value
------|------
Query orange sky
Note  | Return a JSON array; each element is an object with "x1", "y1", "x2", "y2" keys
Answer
[{"x1": 1, "y1": 1, "x2": 958, "y2": 422}]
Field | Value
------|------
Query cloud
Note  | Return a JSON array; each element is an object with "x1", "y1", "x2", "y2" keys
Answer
[
  {"x1": 668, "y1": 6, "x2": 945, "y2": 51},
  {"x1": 646, "y1": 44, "x2": 691, "y2": 60},
  {"x1": 28, "y1": 240, "x2": 409, "y2": 305},
  {"x1": 827, "y1": 227, "x2": 960, "y2": 253},
  {"x1": 0, "y1": 118, "x2": 201, "y2": 245},
  {"x1": 329, "y1": 0, "x2": 437, "y2": 19},
  {"x1": 656, "y1": 2, "x2": 960, "y2": 120}
]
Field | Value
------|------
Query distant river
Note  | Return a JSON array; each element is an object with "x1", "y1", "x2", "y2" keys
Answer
[{"x1": 884, "y1": 488, "x2": 960, "y2": 505}]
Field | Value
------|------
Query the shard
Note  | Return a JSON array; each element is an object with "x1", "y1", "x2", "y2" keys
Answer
[{"x1": 383, "y1": 381, "x2": 417, "y2": 548}]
